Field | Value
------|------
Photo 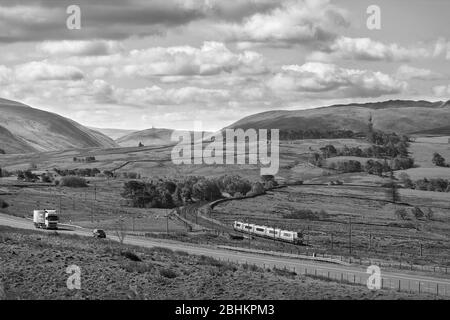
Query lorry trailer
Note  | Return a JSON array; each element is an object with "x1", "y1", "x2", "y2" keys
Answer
[{"x1": 33, "y1": 210, "x2": 59, "y2": 229}]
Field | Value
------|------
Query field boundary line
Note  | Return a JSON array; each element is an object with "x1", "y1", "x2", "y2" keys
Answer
[{"x1": 218, "y1": 245, "x2": 351, "y2": 266}]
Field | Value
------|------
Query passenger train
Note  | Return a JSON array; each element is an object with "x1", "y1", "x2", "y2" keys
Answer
[{"x1": 233, "y1": 221, "x2": 303, "y2": 244}]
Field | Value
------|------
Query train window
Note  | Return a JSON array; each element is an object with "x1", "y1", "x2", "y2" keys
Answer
[
  {"x1": 256, "y1": 228, "x2": 264, "y2": 232},
  {"x1": 245, "y1": 226, "x2": 252, "y2": 229},
  {"x1": 267, "y1": 230, "x2": 274, "y2": 234}
]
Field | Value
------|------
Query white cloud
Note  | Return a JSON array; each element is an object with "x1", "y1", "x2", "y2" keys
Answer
[
  {"x1": 0, "y1": 5, "x2": 59, "y2": 24},
  {"x1": 115, "y1": 41, "x2": 268, "y2": 78},
  {"x1": 268, "y1": 62, "x2": 407, "y2": 98},
  {"x1": 396, "y1": 65, "x2": 444, "y2": 81},
  {"x1": 219, "y1": 0, "x2": 348, "y2": 48},
  {"x1": 14, "y1": 61, "x2": 85, "y2": 81},
  {"x1": 432, "y1": 85, "x2": 450, "y2": 97},
  {"x1": 119, "y1": 86, "x2": 230, "y2": 106},
  {"x1": 308, "y1": 37, "x2": 432, "y2": 62},
  {"x1": 433, "y1": 38, "x2": 450, "y2": 60},
  {"x1": 37, "y1": 40, "x2": 123, "y2": 57},
  {"x1": 0, "y1": 65, "x2": 13, "y2": 84}
]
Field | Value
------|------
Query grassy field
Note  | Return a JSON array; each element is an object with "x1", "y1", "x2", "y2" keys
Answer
[
  {"x1": 212, "y1": 184, "x2": 450, "y2": 267},
  {"x1": 1, "y1": 135, "x2": 449, "y2": 270},
  {"x1": 0, "y1": 177, "x2": 186, "y2": 232},
  {"x1": 0, "y1": 226, "x2": 436, "y2": 300},
  {"x1": 0, "y1": 138, "x2": 372, "y2": 182}
]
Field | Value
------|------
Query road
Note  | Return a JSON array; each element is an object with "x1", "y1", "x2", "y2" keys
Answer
[{"x1": 1, "y1": 213, "x2": 449, "y2": 297}]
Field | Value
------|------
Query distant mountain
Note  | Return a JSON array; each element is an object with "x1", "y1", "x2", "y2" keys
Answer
[
  {"x1": 116, "y1": 127, "x2": 213, "y2": 147},
  {"x1": 0, "y1": 98, "x2": 118, "y2": 153},
  {"x1": 226, "y1": 100, "x2": 450, "y2": 135},
  {"x1": 116, "y1": 128, "x2": 177, "y2": 147},
  {"x1": 88, "y1": 127, "x2": 137, "y2": 140}
]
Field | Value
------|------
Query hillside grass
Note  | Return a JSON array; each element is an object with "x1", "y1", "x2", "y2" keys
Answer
[{"x1": 0, "y1": 226, "x2": 435, "y2": 300}]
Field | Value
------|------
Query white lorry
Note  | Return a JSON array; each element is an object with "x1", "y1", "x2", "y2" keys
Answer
[{"x1": 33, "y1": 210, "x2": 59, "y2": 229}]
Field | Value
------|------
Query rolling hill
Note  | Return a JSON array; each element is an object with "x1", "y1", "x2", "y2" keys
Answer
[
  {"x1": 0, "y1": 98, "x2": 118, "y2": 153},
  {"x1": 116, "y1": 128, "x2": 177, "y2": 147},
  {"x1": 226, "y1": 100, "x2": 450, "y2": 135},
  {"x1": 0, "y1": 124, "x2": 36, "y2": 154},
  {"x1": 88, "y1": 127, "x2": 137, "y2": 140},
  {"x1": 116, "y1": 127, "x2": 215, "y2": 147}
]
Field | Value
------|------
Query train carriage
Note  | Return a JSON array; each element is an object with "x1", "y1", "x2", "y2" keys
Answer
[{"x1": 233, "y1": 220, "x2": 303, "y2": 245}]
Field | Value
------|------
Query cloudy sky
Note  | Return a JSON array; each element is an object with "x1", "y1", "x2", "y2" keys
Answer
[{"x1": 0, "y1": 0, "x2": 449, "y2": 131}]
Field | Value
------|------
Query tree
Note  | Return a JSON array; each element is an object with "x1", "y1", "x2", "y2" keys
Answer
[
  {"x1": 319, "y1": 145, "x2": 337, "y2": 158},
  {"x1": 395, "y1": 208, "x2": 408, "y2": 220},
  {"x1": 60, "y1": 176, "x2": 88, "y2": 188},
  {"x1": 412, "y1": 207, "x2": 424, "y2": 219},
  {"x1": 385, "y1": 180, "x2": 401, "y2": 203},
  {"x1": 367, "y1": 114, "x2": 375, "y2": 144},
  {"x1": 425, "y1": 208, "x2": 434, "y2": 220},
  {"x1": 432, "y1": 153, "x2": 446, "y2": 167}
]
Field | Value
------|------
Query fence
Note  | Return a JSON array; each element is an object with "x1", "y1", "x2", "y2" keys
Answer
[{"x1": 214, "y1": 256, "x2": 450, "y2": 298}]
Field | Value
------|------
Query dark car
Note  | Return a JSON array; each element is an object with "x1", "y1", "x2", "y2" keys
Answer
[{"x1": 93, "y1": 229, "x2": 106, "y2": 238}]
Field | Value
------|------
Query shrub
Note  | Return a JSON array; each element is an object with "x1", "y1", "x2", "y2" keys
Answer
[
  {"x1": 432, "y1": 153, "x2": 446, "y2": 167},
  {"x1": 121, "y1": 250, "x2": 142, "y2": 262},
  {"x1": 122, "y1": 261, "x2": 154, "y2": 273},
  {"x1": 284, "y1": 208, "x2": 328, "y2": 220},
  {"x1": 0, "y1": 199, "x2": 9, "y2": 209},
  {"x1": 242, "y1": 263, "x2": 263, "y2": 272},
  {"x1": 250, "y1": 182, "x2": 265, "y2": 195},
  {"x1": 159, "y1": 268, "x2": 177, "y2": 278},
  {"x1": 412, "y1": 207, "x2": 424, "y2": 219},
  {"x1": 395, "y1": 208, "x2": 408, "y2": 220},
  {"x1": 151, "y1": 246, "x2": 174, "y2": 256},
  {"x1": 60, "y1": 176, "x2": 88, "y2": 188},
  {"x1": 272, "y1": 267, "x2": 297, "y2": 278},
  {"x1": 174, "y1": 250, "x2": 189, "y2": 257},
  {"x1": 425, "y1": 208, "x2": 434, "y2": 220}
]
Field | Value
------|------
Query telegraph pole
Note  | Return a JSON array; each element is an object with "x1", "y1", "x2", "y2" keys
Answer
[
  {"x1": 349, "y1": 216, "x2": 352, "y2": 255},
  {"x1": 59, "y1": 192, "x2": 62, "y2": 214},
  {"x1": 331, "y1": 233, "x2": 334, "y2": 250},
  {"x1": 166, "y1": 210, "x2": 169, "y2": 234}
]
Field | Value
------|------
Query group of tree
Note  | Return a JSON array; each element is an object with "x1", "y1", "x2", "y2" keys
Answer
[
  {"x1": 432, "y1": 153, "x2": 449, "y2": 167},
  {"x1": 73, "y1": 156, "x2": 96, "y2": 163},
  {"x1": 327, "y1": 156, "x2": 414, "y2": 176},
  {"x1": 395, "y1": 206, "x2": 433, "y2": 221},
  {"x1": 54, "y1": 168, "x2": 101, "y2": 177},
  {"x1": 59, "y1": 176, "x2": 88, "y2": 188},
  {"x1": 121, "y1": 175, "x2": 268, "y2": 209},
  {"x1": 399, "y1": 173, "x2": 450, "y2": 192},
  {"x1": 0, "y1": 167, "x2": 12, "y2": 178},
  {"x1": 0, "y1": 198, "x2": 8, "y2": 209},
  {"x1": 318, "y1": 133, "x2": 410, "y2": 160},
  {"x1": 0, "y1": 148, "x2": 5, "y2": 154},
  {"x1": 17, "y1": 170, "x2": 39, "y2": 182},
  {"x1": 279, "y1": 129, "x2": 358, "y2": 141}
]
